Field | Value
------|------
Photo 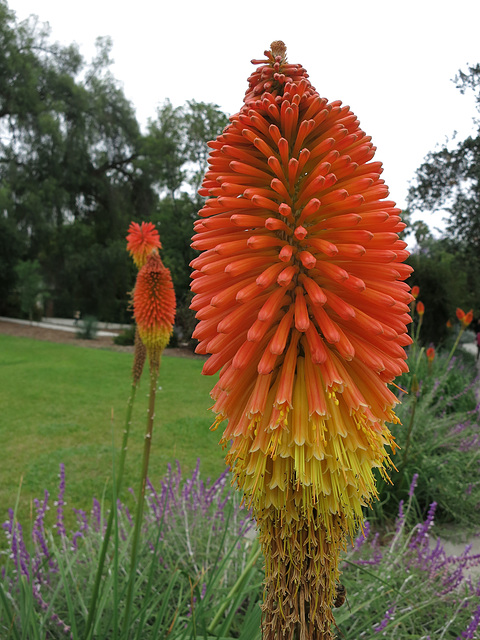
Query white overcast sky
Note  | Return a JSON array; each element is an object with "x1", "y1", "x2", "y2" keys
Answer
[{"x1": 11, "y1": 0, "x2": 480, "y2": 230}]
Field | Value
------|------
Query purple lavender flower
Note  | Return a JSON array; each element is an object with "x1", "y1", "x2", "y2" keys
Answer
[
  {"x1": 409, "y1": 473, "x2": 419, "y2": 499},
  {"x1": 460, "y1": 603, "x2": 480, "y2": 639},
  {"x1": 54, "y1": 463, "x2": 67, "y2": 538},
  {"x1": 374, "y1": 605, "x2": 396, "y2": 633}
]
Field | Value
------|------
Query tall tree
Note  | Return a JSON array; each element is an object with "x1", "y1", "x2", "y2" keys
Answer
[
  {"x1": 0, "y1": 5, "x2": 155, "y2": 319},
  {"x1": 407, "y1": 64, "x2": 480, "y2": 321},
  {"x1": 0, "y1": 1, "x2": 229, "y2": 323},
  {"x1": 408, "y1": 64, "x2": 480, "y2": 253}
]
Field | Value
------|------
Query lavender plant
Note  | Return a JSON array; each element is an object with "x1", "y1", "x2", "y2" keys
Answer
[
  {"x1": 373, "y1": 348, "x2": 480, "y2": 527},
  {"x1": 0, "y1": 462, "x2": 261, "y2": 639},
  {"x1": 335, "y1": 475, "x2": 480, "y2": 639},
  {"x1": 2, "y1": 465, "x2": 480, "y2": 639}
]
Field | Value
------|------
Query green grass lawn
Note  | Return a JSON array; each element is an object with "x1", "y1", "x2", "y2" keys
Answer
[{"x1": 0, "y1": 335, "x2": 225, "y2": 527}]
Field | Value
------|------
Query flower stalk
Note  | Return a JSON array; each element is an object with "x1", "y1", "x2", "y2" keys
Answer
[
  {"x1": 123, "y1": 363, "x2": 159, "y2": 631},
  {"x1": 446, "y1": 308, "x2": 473, "y2": 366}
]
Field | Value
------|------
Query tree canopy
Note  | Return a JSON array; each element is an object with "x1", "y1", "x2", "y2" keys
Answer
[
  {"x1": 407, "y1": 64, "x2": 480, "y2": 342},
  {"x1": 0, "y1": 0, "x2": 228, "y2": 327}
]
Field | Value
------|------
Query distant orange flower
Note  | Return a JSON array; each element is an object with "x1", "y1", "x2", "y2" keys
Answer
[
  {"x1": 191, "y1": 40, "x2": 412, "y2": 638},
  {"x1": 134, "y1": 253, "x2": 175, "y2": 369},
  {"x1": 416, "y1": 301, "x2": 425, "y2": 316},
  {"x1": 411, "y1": 285, "x2": 420, "y2": 299},
  {"x1": 127, "y1": 222, "x2": 161, "y2": 268},
  {"x1": 446, "y1": 319, "x2": 453, "y2": 329},
  {"x1": 463, "y1": 309, "x2": 473, "y2": 327},
  {"x1": 426, "y1": 347, "x2": 435, "y2": 362},
  {"x1": 456, "y1": 307, "x2": 473, "y2": 327}
]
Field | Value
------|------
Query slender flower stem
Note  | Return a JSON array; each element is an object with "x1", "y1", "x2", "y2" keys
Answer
[
  {"x1": 414, "y1": 315, "x2": 423, "y2": 345},
  {"x1": 446, "y1": 326, "x2": 466, "y2": 366},
  {"x1": 85, "y1": 382, "x2": 138, "y2": 640},
  {"x1": 124, "y1": 363, "x2": 159, "y2": 631},
  {"x1": 400, "y1": 388, "x2": 418, "y2": 472}
]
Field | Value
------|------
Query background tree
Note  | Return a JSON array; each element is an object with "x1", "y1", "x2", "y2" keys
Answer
[
  {"x1": 0, "y1": 1, "x2": 229, "y2": 328},
  {"x1": 14, "y1": 259, "x2": 43, "y2": 321},
  {"x1": 407, "y1": 64, "x2": 480, "y2": 339},
  {"x1": 407, "y1": 236, "x2": 474, "y2": 345}
]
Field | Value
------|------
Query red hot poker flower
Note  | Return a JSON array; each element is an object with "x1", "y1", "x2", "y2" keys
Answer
[
  {"x1": 191, "y1": 41, "x2": 412, "y2": 639},
  {"x1": 411, "y1": 285, "x2": 420, "y2": 299},
  {"x1": 134, "y1": 253, "x2": 176, "y2": 370},
  {"x1": 416, "y1": 301, "x2": 425, "y2": 316},
  {"x1": 426, "y1": 347, "x2": 435, "y2": 362},
  {"x1": 127, "y1": 222, "x2": 162, "y2": 268},
  {"x1": 456, "y1": 308, "x2": 465, "y2": 321}
]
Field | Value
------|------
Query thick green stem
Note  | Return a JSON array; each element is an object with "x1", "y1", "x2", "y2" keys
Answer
[
  {"x1": 85, "y1": 382, "x2": 137, "y2": 640},
  {"x1": 124, "y1": 363, "x2": 159, "y2": 631}
]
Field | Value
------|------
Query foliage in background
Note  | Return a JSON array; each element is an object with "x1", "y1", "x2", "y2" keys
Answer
[
  {"x1": 113, "y1": 324, "x2": 136, "y2": 346},
  {"x1": 406, "y1": 63, "x2": 480, "y2": 340},
  {"x1": 406, "y1": 238, "x2": 477, "y2": 345},
  {"x1": 13, "y1": 259, "x2": 44, "y2": 321},
  {"x1": 408, "y1": 65, "x2": 480, "y2": 255},
  {"x1": 75, "y1": 315, "x2": 99, "y2": 340},
  {"x1": 0, "y1": 1, "x2": 228, "y2": 326}
]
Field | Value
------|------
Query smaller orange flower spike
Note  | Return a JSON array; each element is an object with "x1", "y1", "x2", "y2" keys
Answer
[
  {"x1": 127, "y1": 222, "x2": 162, "y2": 268},
  {"x1": 426, "y1": 347, "x2": 435, "y2": 362},
  {"x1": 446, "y1": 319, "x2": 453, "y2": 329},
  {"x1": 416, "y1": 301, "x2": 425, "y2": 316},
  {"x1": 411, "y1": 285, "x2": 420, "y2": 299},
  {"x1": 456, "y1": 308, "x2": 465, "y2": 322},
  {"x1": 133, "y1": 253, "x2": 176, "y2": 369}
]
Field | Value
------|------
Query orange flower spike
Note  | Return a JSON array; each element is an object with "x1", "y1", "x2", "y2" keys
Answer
[
  {"x1": 411, "y1": 285, "x2": 420, "y2": 299},
  {"x1": 126, "y1": 221, "x2": 161, "y2": 269},
  {"x1": 426, "y1": 347, "x2": 435, "y2": 362},
  {"x1": 133, "y1": 253, "x2": 176, "y2": 370},
  {"x1": 191, "y1": 40, "x2": 411, "y2": 640},
  {"x1": 456, "y1": 307, "x2": 465, "y2": 322},
  {"x1": 416, "y1": 301, "x2": 425, "y2": 316}
]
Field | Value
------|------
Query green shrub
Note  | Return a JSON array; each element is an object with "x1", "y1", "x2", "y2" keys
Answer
[
  {"x1": 371, "y1": 348, "x2": 480, "y2": 528},
  {"x1": 76, "y1": 315, "x2": 98, "y2": 340},
  {"x1": 113, "y1": 325, "x2": 136, "y2": 346}
]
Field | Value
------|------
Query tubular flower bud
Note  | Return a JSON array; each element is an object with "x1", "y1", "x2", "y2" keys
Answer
[
  {"x1": 416, "y1": 301, "x2": 425, "y2": 316},
  {"x1": 411, "y1": 285, "x2": 419, "y2": 299},
  {"x1": 134, "y1": 253, "x2": 176, "y2": 370},
  {"x1": 426, "y1": 347, "x2": 435, "y2": 362},
  {"x1": 191, "y1": 41, "x2": 411, "y2": 639},
  {"x1": 126, "y1": 222, "x2": 162, "y2": 268}
]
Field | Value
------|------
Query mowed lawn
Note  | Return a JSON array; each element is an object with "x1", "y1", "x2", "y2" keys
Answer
[{"x1": 0, "y1": 335, "x2": 225, "y2": 525}]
